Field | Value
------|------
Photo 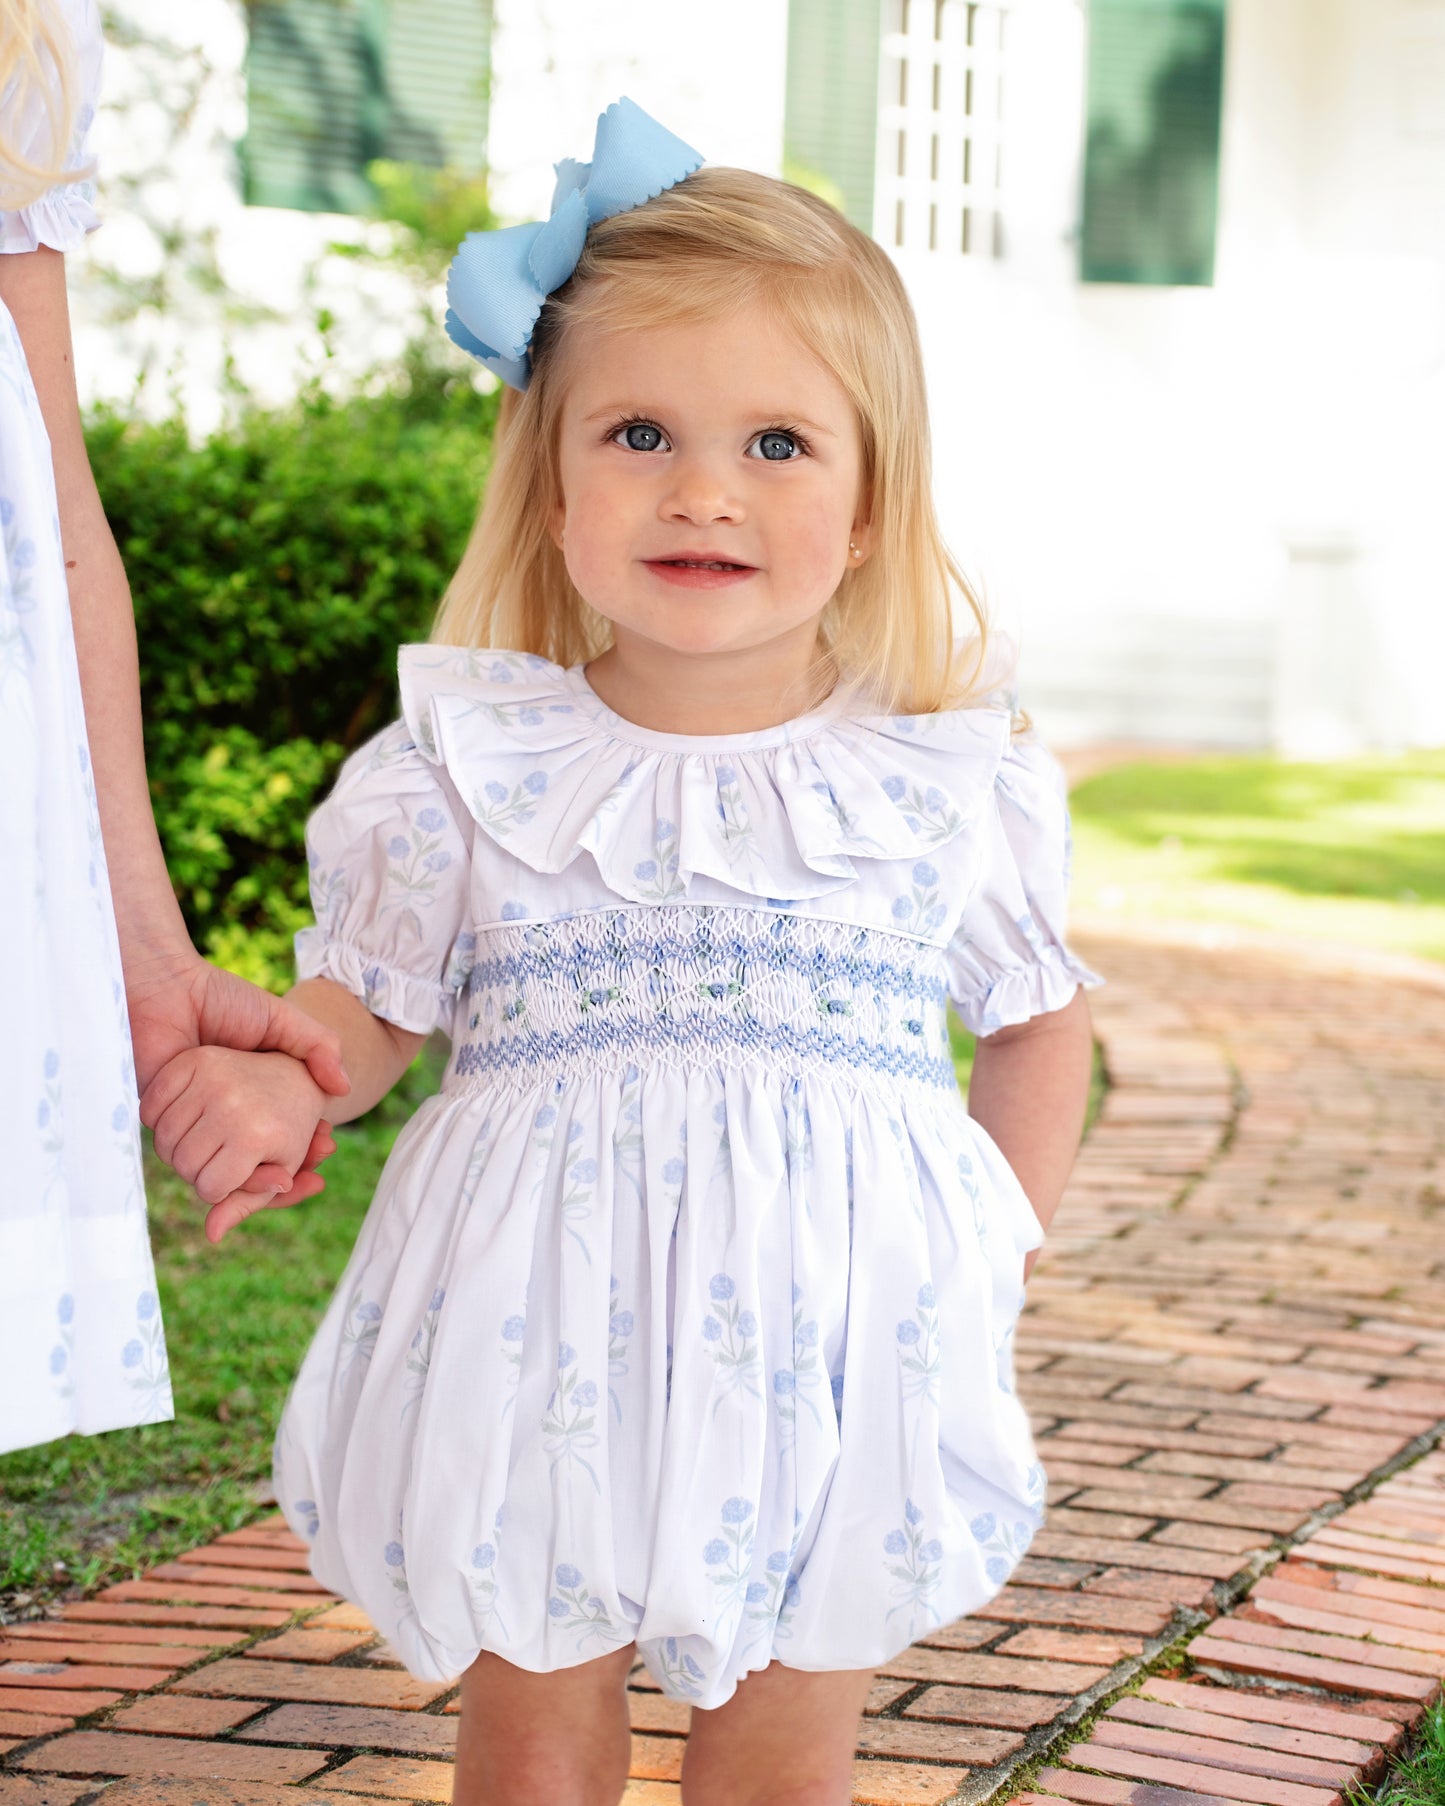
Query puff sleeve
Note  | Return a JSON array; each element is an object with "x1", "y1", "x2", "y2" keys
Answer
[
  {"x1": 944, "y1": 732, "x2": 1102, "y2": 1035},
  {"x1": 293, "y1": 721, "x2": 476, "y2": 1036},
  {"x1": 0, "y1": 0, "x2": 104, "y2": 254}
]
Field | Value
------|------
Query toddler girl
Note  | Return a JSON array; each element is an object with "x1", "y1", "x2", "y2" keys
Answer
[{"x1": 144, "y1": 98, "x2": 1099, "y2": 1806}]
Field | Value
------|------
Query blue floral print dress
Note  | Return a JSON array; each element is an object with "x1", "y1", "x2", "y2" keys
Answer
[
  {"x1": 273, "y1": 644, "x2": 1101, "y2": 1706},
  {"x1": 0, "y1": 0, "x2": 172, "y2": 1455}
]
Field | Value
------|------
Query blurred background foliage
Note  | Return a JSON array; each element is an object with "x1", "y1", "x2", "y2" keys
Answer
[{"x1": 93, "y1": 347, "x2": 499, "y2": 987}]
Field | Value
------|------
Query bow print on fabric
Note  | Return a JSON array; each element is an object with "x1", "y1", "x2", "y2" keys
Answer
[{"x1": 445, "y1": 96, "x2": 704, "y2": 391}]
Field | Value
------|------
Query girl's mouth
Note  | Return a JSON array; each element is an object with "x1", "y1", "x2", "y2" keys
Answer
[{"x1": 644, "y1": 558, "x2": 757, "y2": 589}]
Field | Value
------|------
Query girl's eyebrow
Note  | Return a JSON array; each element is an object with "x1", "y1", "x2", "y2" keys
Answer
[{"x1": 579, "y1": 403, "x2": 838, "y2": 438}]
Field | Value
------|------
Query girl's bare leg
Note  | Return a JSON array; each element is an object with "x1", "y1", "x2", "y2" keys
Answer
[
  {"x1": 681, "y1": 1662, "x2": 876, "y2": 1806},
  {"x1": 451, "y1": 1642, "x2": 636, "y2": 1806}
]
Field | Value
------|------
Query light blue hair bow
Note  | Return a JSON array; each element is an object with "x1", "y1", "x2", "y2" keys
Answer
[{"x1": 445, "y1": 97, "x2": 704, "y2": 392}]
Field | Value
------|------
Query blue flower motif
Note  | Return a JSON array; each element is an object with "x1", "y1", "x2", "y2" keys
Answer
[
  {"x1": 917, "y1": 1282, "x2": 935, "y2": 1308},
  {"x1": 112, "y1": 1103, "x2": 129, "y2": 1132},
  {"x1": 574, "y1": 1380, "x2": 598, "y2": 1406},
  {"x1": 904, "y1": 1497, "x2": 923, "y2": 1526},
  {"x1": 36, "y1": 1101, "x2": 49, "y2": 1129},
  {"x1": 609, "y1": 1311, "x2": 634, "y2": 1336},
  {"x1": 501, "y1": 901, "x2": 527, "y2": 921},
  {"x1": 523, "y1": 770, "x2": 548, "y2": 795},
  {"x1": 555, "y1": 1562, "x2": 583, "y2": 1588},
  {"x1": 702, "y1": 1317, "x2": 722, "y2": 1343},
  {"x1": 357, "y1": 1302, "x2": 383, "y2": 1323},
  {"x1": 49, "y1": 1346, "x2": 66, "y2": 1375},
  {"x1": 384, "y1": 1541, "x2": 405, "y2": 1567},
  {"x1": 429, "y1": 1287, "x2": 446, "y2": 1312},
  {"x1": 737, "y1": 1310, "x2": 757, "y2": 1336},
  {"x1": 913, "y1": 860, "x2": 939, "y2": 885},
  {"x1": 43, "y1": 1048, "x2": 59, "y2": 1079},
  {"x1": 703, "y1": 1537, "x2": 729, "y2": 1563},
  {"x1": 721, "y1": 1496, "x2": 753, "y2": 1524},
  {"x1": 773, "y1": 1369, "x2": 796, "y2": 1395},
  {"x1": 715, "y1": 765, "x2": 737, "y2": 786},
  {"x1": 484, "y1": 780, "x2": 508, "y2": 804},
  {"x1": 925, "y1": 786, "x2": 945, "y2": 809},
  {"x1": 709, "y1": 1274, "x2": 735, "y2": 1301},
  {"x1": 970, "y1": 1512, "x2": 996, "y2": 1542},
  {"x1": 891, "y1": 896, "x2": 912, "y2": 921},
  {"x1": 882, "y1": 774, "x2": 907, "y2": 801},
  {"x1": 471, "y1": 1543, "x2": 495, "y2": 1569},
  {"x1": 558, "y1": 1341, "x2": 576, "y2": 1367},
  {"x1": 766, "y1": 1549, "x2": 789, "y2": 1573},
  {"x1": 883, "y1": 1529, "x2": 907, "y2": 1554},
  {"x1": 519, "y1": 706, "x2": 543, "y2": 725},
  {"x1": 571, "y1": 1158, "x2": 599, "y2": 1183},
  {"x1": 122, "y1": 1340, "x2": 143, "y2": 1368},
  {"x1": 896, "y1": 1320, "x2": 921, "y2": 1346},
  {"x1": 986, "y1": 1555, "x2": 1010, "y2": 1583},
  {"x1": 57, "y1": 1294, "x2": 74, "y2": 1325},
  {"x1": 745, "y1": 1580, "x2": 768, "y2": 1603},
  {"x1": 634, "y1": 859, "x2": 658, "y2": 881},
  {"x1": 922, "y1": 1538, "x2": 944, "y2": 1561},
  {"x1": 137, "y1": 1292, "x2": 157, "y2": 1322},
  {"x1": 424, "y1": 851, "x2": 452, "y2": 872},
  {"x1": 386, "y1": 835, "x2": 410, "y2": 857},
  {"x1": 11, "y1": 537, "x2": 35, "y2": 568},
  {"x1": 831, "y1": 1373, "x2": 845, "y2": 1403},
  {"x1": 548, "y1": 1596, "x2": 568, "y2": 1617},
  {"x1": 416, "y1": 807, "x2": 447, "y2": 831},
  {"x1": 795, "y1": 1320, "x2": 818, "y2": 1347},
  {"x1": 535, "y1": 1105, "x2": 556, "y2": 1128},
  {"x1": 655, "y1": 817, "x2": 675, "y2": 837},
  {"x1": 662, "y1": 1157, "x2": 686, "y2": 1185}
]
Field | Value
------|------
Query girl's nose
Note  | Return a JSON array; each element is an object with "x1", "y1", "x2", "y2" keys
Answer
[{"x1": 659, "y1": 452, "x2": 745, "y2": 527}]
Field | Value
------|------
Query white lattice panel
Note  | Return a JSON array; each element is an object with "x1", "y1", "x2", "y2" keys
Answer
[{"x1": 874, "y1": 0, "x2": 1010, "y2": 255}]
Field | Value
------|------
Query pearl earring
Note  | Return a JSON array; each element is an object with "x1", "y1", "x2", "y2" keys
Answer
[{"x1": 849, "y1": 542, "x2": 861, "y2": 559}]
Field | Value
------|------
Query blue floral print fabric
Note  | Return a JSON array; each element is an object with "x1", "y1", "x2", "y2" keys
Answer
[
  {"x1": 0, "y1": 0, "x2": 173, "y2": 1456},
  {"x1": 274, "y1": 644, "x2": 1099, "y2": 1705}
]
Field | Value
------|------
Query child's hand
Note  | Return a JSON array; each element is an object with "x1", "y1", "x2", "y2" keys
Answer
[{"x1": 141, "y1": 1048, "x2": 332, "y2": 1243}]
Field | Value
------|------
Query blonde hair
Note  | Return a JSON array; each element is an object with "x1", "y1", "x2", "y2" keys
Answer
[
  {"x1": 0, "y1": 0, "x2": 83, "y2": 212},
  {"x1": 432, "y1": 166, "x2": 989, "y2": 715}
]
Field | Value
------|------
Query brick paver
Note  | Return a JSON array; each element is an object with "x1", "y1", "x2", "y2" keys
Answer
[{"x1": 1, "y1": 925, "x2": 1441, "y2": 1802}]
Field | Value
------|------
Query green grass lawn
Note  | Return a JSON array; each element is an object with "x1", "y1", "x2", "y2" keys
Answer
[
  {"x1": 1068, "y1": 748, "x2": 1445, "y2": 963},
  {"x1": 1350, "y1": 1699, "x2": 1445, "y2": 1806}
]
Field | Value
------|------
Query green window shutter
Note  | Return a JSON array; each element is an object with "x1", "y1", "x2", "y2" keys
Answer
[
  {"x1": 243, "y1": 0, "x2": 490, "y2": 215},
  {"x1": 784, "y1": 0, "x2": 883, "y2": 232},
  {"x1": 1080, "y1": 0, "x2": 1227, "y2": 286}
]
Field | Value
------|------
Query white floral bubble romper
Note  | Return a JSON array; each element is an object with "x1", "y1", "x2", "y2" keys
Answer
[{"x1": 273, "y1": 644, "x2": 1101, "y2": 1708}]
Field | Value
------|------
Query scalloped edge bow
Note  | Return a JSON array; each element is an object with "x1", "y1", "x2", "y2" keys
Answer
[{"x1": 445, "y1": 96, "x2": 704, "y2": 391}]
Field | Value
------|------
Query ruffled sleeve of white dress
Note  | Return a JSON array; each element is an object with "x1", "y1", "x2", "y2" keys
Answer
[
  {"x1": 0, "y1": 0, "x2": 175, "y2": 1457},
  {"x1": 293, "y1": 722, "x2": 478, "y2": 1035},
  {"x1": 945, "y1": 728, "x2": 1103, "y2": 1034},
  {"x1": 0, "y1": 0, "x2": 103, "y2": 253}
]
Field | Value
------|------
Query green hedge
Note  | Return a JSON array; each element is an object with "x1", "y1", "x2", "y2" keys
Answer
[{"x1": 91, "y1": 362, "x2": 499, "y2": 988}]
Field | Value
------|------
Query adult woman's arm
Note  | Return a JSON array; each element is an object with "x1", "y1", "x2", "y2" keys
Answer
[{"x1": 0, "y1": 247, "x2": 350, "y2": 1128}]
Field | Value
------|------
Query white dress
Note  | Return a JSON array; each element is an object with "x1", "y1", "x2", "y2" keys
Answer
[
  {"x1": 0, "y1": 0, "x2": 172, "y2": 1455},
  {"x1": 274, "y1": 645, "x2": 1101, "y2": 1708}
]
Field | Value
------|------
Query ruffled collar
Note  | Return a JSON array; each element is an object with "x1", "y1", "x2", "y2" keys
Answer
[{"x1": 399, "y1": 645, "x2": 1010, "y2": 905}]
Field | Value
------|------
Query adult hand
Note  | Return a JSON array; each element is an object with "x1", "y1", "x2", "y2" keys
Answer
[
  {"x1": 131, "y1": 955, "x2": 349, "y2": 1202},
  {"x1": 128, "y1": 951, "x2": 350, "y2": 1114}
]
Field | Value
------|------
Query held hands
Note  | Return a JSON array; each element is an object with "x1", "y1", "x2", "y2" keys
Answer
[{"x1": 141, "y1": 1047, "x2": 336, "y2": 1244}]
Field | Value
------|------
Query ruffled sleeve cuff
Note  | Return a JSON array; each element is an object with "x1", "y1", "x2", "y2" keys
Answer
[
  {"x1": 294, "y1": 929, "x2": 456, "y2": 1037},
  {"x1": 951, "y1": 944, "x2": 1104, "y2": 1038},
  {"x1": 0, "y1": 180, "x2": 100, "y2": 255}
]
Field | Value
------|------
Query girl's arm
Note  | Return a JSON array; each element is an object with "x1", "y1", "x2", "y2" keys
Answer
[
  {"x1": 0, "y1": 246, "x2": 348, "y2": 1103},
  {"x1": 966, "y1": 987, "x2": 1093, "y2": 1279},
  {"x1": 281, "y1": 979, "x2": 426, "y2": 1126}
]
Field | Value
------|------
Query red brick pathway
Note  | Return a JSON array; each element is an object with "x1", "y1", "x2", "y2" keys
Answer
[{"x1": 2, "y1": 928, "x2": 1442, "y2": 1804}]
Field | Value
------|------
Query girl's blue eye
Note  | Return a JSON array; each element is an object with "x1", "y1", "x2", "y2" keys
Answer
[
  {"x1": 750, "y1": 430, "x2": 801, "y2": 462},
  {"x1": 617, "y1": 421, "x2": 667, "y2": 452}
]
